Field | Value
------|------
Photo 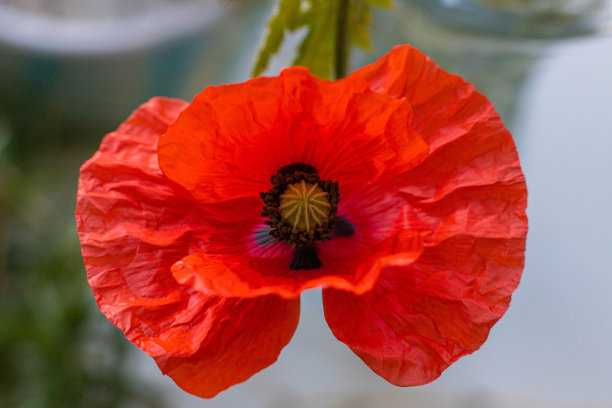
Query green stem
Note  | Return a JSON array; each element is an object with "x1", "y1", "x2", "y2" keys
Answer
[{"x1": 334, "y1": 0, "x2": 350, "y2": 79}]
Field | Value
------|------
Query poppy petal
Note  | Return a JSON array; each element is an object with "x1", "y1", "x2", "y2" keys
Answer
[
  {"x1": 156, "y1": 295, "x2": 299, "y2": 398},
  {"x1": 351, "y1": 45, "x2": 527, "y2": 252},
  {"x1": 158, "y1": 67, "x2": 428, "y2": 204},
  {"x1": 76, "y1": 97, "x2": 299, "y2": 397},
  {"x1": 351, "y1": 44, "x2": 527, "y2": 249},
  {"x1": 349, "y1": 45, "x2": 525, "y2": 200},
  {"x1": 323, "y1": 234, "x2": 525, "y2": 386},
  {"x1": 169, "y1": 173, "x2": 423, "y2": 299},
  {"x1": 171, "y1": 229, "x2": 423, "y2": 299},
  {"x1": 318, "y1": 178, "x2": 407, "y2": 259},
  {"x1": 165, "y1": 160, "x2": 424, "y2": 299},
  {"x1": 323, "y1": 45, "x2": 528, "y2": 384}
]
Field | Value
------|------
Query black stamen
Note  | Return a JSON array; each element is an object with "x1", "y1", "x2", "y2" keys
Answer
[
  {"x1": 278, "y1": 162, "x2": 318, "y2": 175},
  {"x1": 260, "y1": 162, "x2": 341, "y2": 270},
  {"x1": 260, "y1": 163, "x2": 339, "y2": 249},
  {"x1": 333, "y1": 215, "x2": 355, "y2": 237},
  {"x1": 290, "y1": 244, "x2": 323, "y2": 270}
]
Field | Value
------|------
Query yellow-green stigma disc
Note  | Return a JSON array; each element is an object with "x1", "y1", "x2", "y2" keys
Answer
[{"x1": 279, "y1": 180, "x2": 331, "y2": 232}]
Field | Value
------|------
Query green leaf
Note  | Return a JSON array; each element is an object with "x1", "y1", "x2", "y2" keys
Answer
[
  {"x1": 252, "y1": 0, "x2": 301, "y2": 77},
  {"x1": 367, "y1": 0, "x2": 392, "y2": 7},
  {"x1": 292, "y1": 0, "x2": 338, "y2": 78},
  {"x1": 252, "y1": 0, "x2": 393, "y2": 79},
  {"x1": 350, "y1": 0, "x2": 373, "y2": 50}
]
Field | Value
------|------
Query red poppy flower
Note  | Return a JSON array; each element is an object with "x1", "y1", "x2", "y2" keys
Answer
[{"x1": 76, "y1": 45, "x2": 527, "y2": 398}]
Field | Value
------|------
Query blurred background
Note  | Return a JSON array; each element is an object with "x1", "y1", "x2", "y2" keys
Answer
[{"x1": 0, "y1": 0, "x2": 611, "y2": 407}]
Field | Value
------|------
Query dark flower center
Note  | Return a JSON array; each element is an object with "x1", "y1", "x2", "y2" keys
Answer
[{"x1": 260, "y1": 163, "x2": 340, "y2": 270}]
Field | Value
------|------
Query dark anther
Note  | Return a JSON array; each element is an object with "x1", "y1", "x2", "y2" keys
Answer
[
  {"x1": 278, "y1": 162, "x2": 318, "y2": 175},
  {"x1": 260, "y1": 163, "x2": 339, "y2": 247},
  {"x1": 260, "y1": 162, "x2": 341, "y2": 270},
  {"x1": 290, "y1": 243, "x2": 323, "y2": 270},
  {"x1": 333, "y1": 215, "x2": 355, "y2": 237}
]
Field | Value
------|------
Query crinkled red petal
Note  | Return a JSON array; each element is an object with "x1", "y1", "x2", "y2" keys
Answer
[
  {"x1": 322, "y1": 45, "x2": 528, "y2": 384},
  {"x1": 158, "y1": 67, "x2": 428, "y2": 203},
  {"x1": 323, "y1": 234, "x2": 525, "y2": 385},
  {"x1": 76, "y1": 97, "x2": 299, "y2": 398},
  {"x1": 153, "y1": 66, "x2": 429, "y2": 299},
  {"x1": 156, "y1": 295, "x2": 299, "y2": 398},
  {"x1": 170, "y1": 177, "x2": 423, "y2": 298},
  {"x1": 171, "y1": 229, "x2": 423, "y2": 299}
]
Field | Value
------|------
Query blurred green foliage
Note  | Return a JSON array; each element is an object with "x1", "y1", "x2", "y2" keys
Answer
[
  {"x1": 252, "y1": 0, "x2": 391, "y2": 78},
  {"x1": 0, "y1": 118, "x2": 166, "y2": 408}
]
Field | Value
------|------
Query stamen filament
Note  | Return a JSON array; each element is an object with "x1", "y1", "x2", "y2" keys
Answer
[
  {"x1": 293, "y1": 203, "x2": 303, "y2": 232},
  {"x1": 305, "y1": 183, "x2": 319, "y2": 198},
  {"x1": 260, "y1": 163, "x2": 340, "y2": 259},
  {"x1": 281, "y1": 192, "x2": 301, "y2": 200},
  {"x1": 311, "y1": 205, "x2": 328, "y2": 218},
  {"x1": 308, "y1": 205, "x2": 322, "y2": 224},
  {"x1": 287, "y1": 182, "x2": 304, "y2": 195},
  {"x1": 304, "y1": 204, "x2": 310, "y2": 232},
  {"x1": 279, "y1": 180, "x2": 331, "y2": 234},
  {"x1": 282, "y1": 203, "x2": 299, "y2": 218},
  {"x1": 279, "y1": 201, "x2": 297, "y2": 210},
  {"x1": 310, "y1": 199, "x2": 331, "y2": 208}
]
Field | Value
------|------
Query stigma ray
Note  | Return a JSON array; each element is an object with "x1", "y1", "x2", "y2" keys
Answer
[{"x1": 259, "y1": 163, "x2": 340, "y2": 269}]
